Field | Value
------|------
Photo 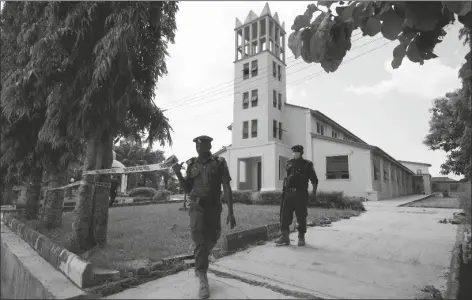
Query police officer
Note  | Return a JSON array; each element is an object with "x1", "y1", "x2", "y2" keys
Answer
[
  {"x1": 172, "y1": 135, "x2": 236, "y2": 299},
  {"x1": 275, "y1": 145, "x2": 318, "y2": 246}
]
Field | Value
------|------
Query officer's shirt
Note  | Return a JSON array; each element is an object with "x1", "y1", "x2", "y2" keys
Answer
[
  {"x1": 286, "y1": 158, "x2": 319, "y2": 190},
  {"x1": 186, "y1": 154, "x2": 231, "y2": 197}
]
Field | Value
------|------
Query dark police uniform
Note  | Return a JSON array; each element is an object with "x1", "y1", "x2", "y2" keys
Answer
[
  {"x1": 279, "y1": 145, "x2": 318, "y2": 244},
  {"x1": 183, "y1": 136, "x2": 231, "y2": 273}
]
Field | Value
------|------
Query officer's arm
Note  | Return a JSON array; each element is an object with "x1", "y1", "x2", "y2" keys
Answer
[
  {"x1": 220, "y1": 159, "x2": 234, "y2": 215},
  {"x1": 308, "y1": 162, "x2": 319, "y2": 193},
  {"x1": 175, "y1": 164, "x2": 193, "y2": 194}
]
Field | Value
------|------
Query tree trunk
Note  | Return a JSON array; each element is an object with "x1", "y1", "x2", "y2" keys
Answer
[
  {"x1": 25, "y1": 167, "x2": 43, "y2": 220},
  {"x1": 71, "y1": 137, "x2": 98, "y2": 252},
  {"x1": 70, "y1": 134, "x2": 114, "y2": 252},
  {"x1": 92, "y1": 135, "x2": 113, "y2": 247},
  {"x1": 40, "y1": 172, "x2": 66, "y2": 229},
  {"x1": 1, "y1": 184, "x2": 13, "y2": 205}
]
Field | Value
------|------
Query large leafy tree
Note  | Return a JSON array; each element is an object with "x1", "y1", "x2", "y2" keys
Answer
[
  {"x1": 1, "y1": 2, "x2": 85, "y2": 220},
  {"x1": 424, "y1": 88, "x2": 471, "y2": 179},
  {"x1": 287, "y1": 1, "x2": 471, "y2": 74},
  {"x1": 2, "y1": 1, "x2": 178, "y2": 252}
]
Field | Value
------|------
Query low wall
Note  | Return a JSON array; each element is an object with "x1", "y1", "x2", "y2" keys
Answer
[
  {"x1": 1, "y1": 223, "x2": 89, "y2": 299},
  {"x1": 1, "y1": 213, "x2": 94, "y2": 289}
]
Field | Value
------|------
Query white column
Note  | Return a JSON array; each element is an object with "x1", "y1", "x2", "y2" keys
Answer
[
  {"x1": 249, "y1": 23, "x2": 253, "y2": 56},
  {"x1": 257, "y1": 20, "x2": 261, "y2": 53},
  {"x1": 121, "y1": 175, "x2": 127, "y2": 193},
  {"x1": 242, "y1": 26, "x2": 246, "y2": 59},
  {"x1": 235, "y1": 30, "x2": 239, "y2": 61},
  {"x1": 266, "y1": 18, "x2": 270, "y2": 52},
  {"x1": 282, "y1": 33, "x2": 286, "y2": 62}
]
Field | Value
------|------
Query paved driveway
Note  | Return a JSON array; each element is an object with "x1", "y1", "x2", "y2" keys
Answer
[{"x1": 210, "y1": 198, "x2": 460, "y2": 299}]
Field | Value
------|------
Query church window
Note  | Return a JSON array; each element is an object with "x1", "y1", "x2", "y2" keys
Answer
[
  {"x1": 251, "y1": 119, "x2": 258, "y2": 138},
  {"x1": 251, "y1": 60, "x2": 258, "y2": 77},
  {"x1": 326, "y1": 156, "x2": 349, "y2": 180},
  {"x1": 242, "y1": 92, "x2": 249, "y2": 109},
  {"x1": 242, "y1": 121, "x2": 249, "y2": 139},
  {"x1": 251, "y1": 89, "x2": 258, "y2": 107},
  {"x1": 243, "y1": 63, "x2": 249, "y2": 80}
]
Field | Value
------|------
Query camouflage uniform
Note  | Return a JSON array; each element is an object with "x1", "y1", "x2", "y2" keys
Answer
[
  {"x1": 178, "y1": 135, "x2": 232, "y2": 299},
  {"x1": 276, "y1": 145, "x2": 318, "y2": 246}
]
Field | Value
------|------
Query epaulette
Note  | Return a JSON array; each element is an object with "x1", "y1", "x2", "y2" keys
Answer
[{"x1": 186, "y1": 157, "x2": 196, "y2": 165}]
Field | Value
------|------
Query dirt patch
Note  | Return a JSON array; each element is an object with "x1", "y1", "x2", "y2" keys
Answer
[{"x1": 403, "y1": 196, "x2": 461, "y2": 209}]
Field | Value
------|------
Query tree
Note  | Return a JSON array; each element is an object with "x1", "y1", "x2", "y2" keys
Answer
[
  {"x1": 1, "y1": 2, "x2": 178, "y2": 252},
  {"x1": 424, "y1": 88, "x2": 471, "y2": 179},
  {"x1": 1, "y1": 2, "x2": 85, "y2": 221},
  {"x1": 287, "y1": 1, "x2": 471, "y2": 75},
  {"x1": 114, "y1": 140, "x2": 168, "y2": 189}
]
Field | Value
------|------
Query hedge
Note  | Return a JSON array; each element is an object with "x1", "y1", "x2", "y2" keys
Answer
[
  {"x1": 221, "y1": 190, "x2": 365, "y2": 211},
  {"x1": 128, "y1": 187, "x2": 171, "y2": 202},
  {"x1": 128, "y1": 187, "x2": 158, "y2": 198}
]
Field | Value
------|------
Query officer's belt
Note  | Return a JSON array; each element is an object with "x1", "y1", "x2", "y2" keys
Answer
[{"x1": 286, "y1": 188, "x2": 307, "y2": 192}]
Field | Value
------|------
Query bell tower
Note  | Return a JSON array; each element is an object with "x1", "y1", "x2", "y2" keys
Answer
[{"x1": 231, "y1": 3, "x2": 287, "y2": 148}]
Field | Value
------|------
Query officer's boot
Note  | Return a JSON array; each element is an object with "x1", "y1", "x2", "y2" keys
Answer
[
  {"x1": 297, "y1": 232, "x2": 306, "y2": 246},
  {"x1": 196, "y1": 270, "x2": 210, "y2": 299},
  {"x1": 274, "y1": 230, "x2": 290, "y2": 245}
]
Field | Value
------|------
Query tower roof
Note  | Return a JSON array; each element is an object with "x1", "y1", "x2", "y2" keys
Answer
[
  {"x1": 244, "y1": 10, "x2": 258, "y2": 24},
  {"x1": 235, "y1": 17, "x2": 242, "y2": 28},
  {"x1": 260, "y1": 2, "x2": 271, "y2": 17},
  {"x1": 273, "y1": 12, "x2": 280, "y2": 24}
]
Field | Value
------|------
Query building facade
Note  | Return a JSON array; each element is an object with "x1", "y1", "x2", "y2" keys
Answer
[{"x1": 213, "y1": 3, "x2": 430, "y2": 200}]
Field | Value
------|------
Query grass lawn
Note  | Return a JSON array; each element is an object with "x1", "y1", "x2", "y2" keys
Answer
[
  {"x1": 403, "y1": 196, "x2": 461, "y2": 209},
  {"x1": 24, "y1": 202, "x2": 360, "y2": 271}
]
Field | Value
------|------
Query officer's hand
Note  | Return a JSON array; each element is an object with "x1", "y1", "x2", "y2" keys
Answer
[
  {"x1": 226, "y1": 213, "x2": 236, "y2": 229},
  {"x1": 172, "y1": 162, "x2": 184, "y2": 174}
]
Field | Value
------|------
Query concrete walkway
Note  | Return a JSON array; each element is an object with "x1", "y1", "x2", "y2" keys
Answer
[{"x1": 103, "y1": 195, "x2": 460, "y2": 299}]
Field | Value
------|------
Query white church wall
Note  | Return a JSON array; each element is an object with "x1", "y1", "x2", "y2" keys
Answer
[
  {"x1": 226, "y1": 144, "x2": 278, "y2": 191},
  {"x1": 282, "y1": 105, "x2": 307, "y2": 149},
  {"x1": 311, "y1": 137, "x2": 374, "y2": 199}
]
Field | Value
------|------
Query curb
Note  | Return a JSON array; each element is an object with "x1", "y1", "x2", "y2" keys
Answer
[
  {"x1": 222, "y1": 222, "x2": 301, "y2": 252},
  {"x1": 1, "y1": 213, "x2": 94, "y2": 288},
  {"x1": 446, "y1": 224, "x2": 464, "y2": 300},
  {"x1": 110, "y1": 199, "x2": 184, "y2": 209},
  {"x1": 398, "y1": 194, "x2": 434, "y2": 207}
]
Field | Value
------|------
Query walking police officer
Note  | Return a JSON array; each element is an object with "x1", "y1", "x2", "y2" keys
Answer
[
  {"x1": 275, "y1": 144, "x2": 318, "y2": 246},
  {"x1": 172, "y1": 135, "x2": 236, "y2": 299}
]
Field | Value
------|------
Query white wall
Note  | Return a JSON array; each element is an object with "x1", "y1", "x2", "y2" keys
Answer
[
  {"x1": 311, "y1": 116, "x2": 346, "y2": 140},
  {"x1": 224, "y1": 143, "x2": 278, "y2": 191},
  {"x1": 232, "y1": 51, "x2": 285, "y2": 147},
  {"x1": 311, "y1": 137, "x2": 373, "y2": 199},
  {"x1": 399, "y1": 161, "x2": 430, "y2": 175}
]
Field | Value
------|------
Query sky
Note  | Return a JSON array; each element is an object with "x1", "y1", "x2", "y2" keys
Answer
[{"x1": 153, "y1": 1, "x2": 468, "y2": 180}]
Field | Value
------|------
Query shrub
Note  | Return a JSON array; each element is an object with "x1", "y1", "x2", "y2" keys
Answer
[
  {"x1": 128, "y1": 187, "x2": 158, "y2": 198},
  {"x1": 459, "y1": 187, "x2": 471, "y2": 225},
  {"x1": 220, "y1": 190, "x2": 252, "y2": 204},
  {"x1": 309, "y1": 191, "x2": 366, "y2": 211},
  {"x1": 259, "y1": 191, "x2": 282, "y2": 205},
  {"x1": 153, "y1": 190, "x2": 171, "y2": 202}
]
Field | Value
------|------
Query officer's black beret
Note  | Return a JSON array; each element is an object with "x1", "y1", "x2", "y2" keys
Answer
[
  {"x1": 193, "y1": 135, "x2": 213, "y2": 144},
  {"x1": 291, "y1": 145, "x2": 304, "y2": 152}
]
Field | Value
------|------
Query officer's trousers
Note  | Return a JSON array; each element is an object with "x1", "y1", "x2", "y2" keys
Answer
[
  {"x1": 188, "y1": 196, "x2": 222, "y2": 272},
  {"x1": 280, "y1": 190, "x2": 308, "y2": 234}
]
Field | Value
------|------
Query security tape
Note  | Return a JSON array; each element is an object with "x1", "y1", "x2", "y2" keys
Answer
[
  {"x1": 82, "y1": 155, "x2": 179, "y2": 175},
  {"x1": 42, "y1": 155, "x2": 180, "y2": 192}
]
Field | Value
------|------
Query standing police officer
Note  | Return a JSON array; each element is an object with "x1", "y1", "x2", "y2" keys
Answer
[
  {"x1": 275, "y1": 144, "x2": 318, "y2": 246},
  {"x1": 172, "y1": 135, "x2": 236, "y2": 299}
]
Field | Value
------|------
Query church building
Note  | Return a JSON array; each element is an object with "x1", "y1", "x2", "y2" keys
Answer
[{"x1": 214, "y1": 3, "x2": 431, "y2": 201}]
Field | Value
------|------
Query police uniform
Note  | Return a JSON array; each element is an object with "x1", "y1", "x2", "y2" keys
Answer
[
  {"x1": 181, "y1": 135, "x2": 231, "y2": 299},
  {"x1": 276, "y1": 145, "x2": 318, "y2": 246}
]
